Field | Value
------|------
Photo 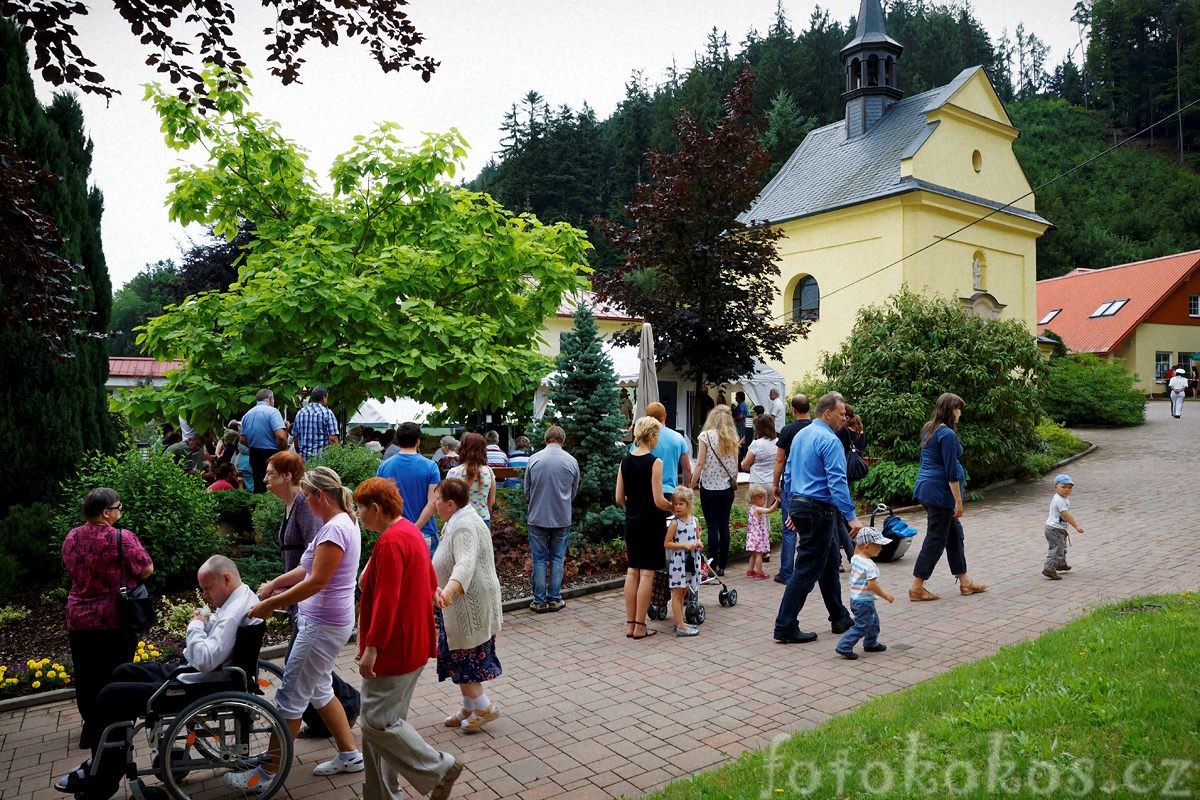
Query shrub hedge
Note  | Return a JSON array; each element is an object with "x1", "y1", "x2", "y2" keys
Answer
[
  {"x1": 1039, "y1": 353, "x2": 1146, "y2": 426},
  {"x1": 55, "y1": 448, "x2": 226, "y2": 589}
]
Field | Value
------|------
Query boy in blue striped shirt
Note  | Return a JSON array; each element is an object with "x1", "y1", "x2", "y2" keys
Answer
[{"x1": 836, "y1": 527, "x2": 894, "y2": 659}]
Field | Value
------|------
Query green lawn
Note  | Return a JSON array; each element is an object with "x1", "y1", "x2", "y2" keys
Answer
[{"x1": 642, "y1": 591, "x2": 1200, "y2": 799}]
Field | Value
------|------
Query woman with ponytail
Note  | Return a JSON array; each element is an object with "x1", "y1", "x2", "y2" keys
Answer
[
  {"x1": 238, "y1": 466, "x2": 364, "y2": 790},
  {"x1": 446, "y1": 432, "x2": 496, "y2": 526}
]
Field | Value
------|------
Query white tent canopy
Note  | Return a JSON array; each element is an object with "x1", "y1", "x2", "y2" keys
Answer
[
  {"x1": 349, "y1": 397, "x2": 439, "y2": 426},
  {"x1": 737, "y1": 360, "x2": 787, "y2": 412}
]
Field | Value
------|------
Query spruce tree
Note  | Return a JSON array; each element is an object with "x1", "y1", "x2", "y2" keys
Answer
[
  {"x1": 545, "y1": 305, "x2": 626, "y2": 540},
  {"x1": 0, "y1": 18, "x2": 114, "y2": 512}
]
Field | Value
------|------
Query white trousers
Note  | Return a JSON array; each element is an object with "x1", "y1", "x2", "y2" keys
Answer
[
  {"x1": 1171, "y1": 389, "x2": 1185, "y2": 417},
  {"x1": 361, "y1": 665, "x2": 455, "y2": 800}
]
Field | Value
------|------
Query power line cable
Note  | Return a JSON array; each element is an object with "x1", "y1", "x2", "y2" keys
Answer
[{"x1": 765, "y1": 95, "x2": 1200, "y2": 323}]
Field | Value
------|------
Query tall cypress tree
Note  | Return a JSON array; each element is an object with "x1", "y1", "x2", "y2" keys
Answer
[{"x1": 0, "y1": 18, "x2": 114, "y2": 512}]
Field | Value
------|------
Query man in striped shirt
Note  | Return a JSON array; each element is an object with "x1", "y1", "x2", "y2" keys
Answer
[{"x1": 293, "y1": 386, "x2": 340, "y2": 460}]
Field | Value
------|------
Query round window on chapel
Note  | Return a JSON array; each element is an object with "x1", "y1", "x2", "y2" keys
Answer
[{"x1": 972, "y1": 150, "x2": 982, "y2": 173}]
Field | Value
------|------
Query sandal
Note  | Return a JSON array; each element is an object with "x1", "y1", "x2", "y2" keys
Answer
[
  {"x1": 631, "y1": 622, "x2": 657, "y2": 640},
  {"x1": 958, "y1": 578, "x2": 987, "y2": 596},
  {"x1": 908, "y1": 587, "x2": 940, "y2": 601},
  {"x1": 444, "y1": 708, "x2": 469, "y2": 728},
  {"x1": 625, "y1": 621, "x2": 636, "y2": 639},
  {"x1": 460, "y1": 704, "x2": 501, "y2": 733}
]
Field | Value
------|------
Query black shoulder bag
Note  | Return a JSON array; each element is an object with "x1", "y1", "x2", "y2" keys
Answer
[
  {"x1": 116, "y1": 528, "x2": 155, "y2": 635},
  {"x1": 845, "y1": 439, "x2": 869, "y2": 484}
]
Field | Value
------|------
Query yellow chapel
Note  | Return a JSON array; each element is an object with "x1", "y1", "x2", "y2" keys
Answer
[{"x1": 744, "y1": 0, "x2": 1052, "y2": 388}]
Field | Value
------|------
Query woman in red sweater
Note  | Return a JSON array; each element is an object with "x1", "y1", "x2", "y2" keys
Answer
[{"x1": 353, "y1": 478, "x2": 464, "y2": 800}]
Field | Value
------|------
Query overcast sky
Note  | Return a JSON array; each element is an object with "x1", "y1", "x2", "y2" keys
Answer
[{"x1": 29, "y1": 1, "x2": 1084, "y2": 290}]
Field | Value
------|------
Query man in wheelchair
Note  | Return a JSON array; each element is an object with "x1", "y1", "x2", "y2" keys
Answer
[{"x1": 56, "y1": 555, "x2": 267, "y2": 800}]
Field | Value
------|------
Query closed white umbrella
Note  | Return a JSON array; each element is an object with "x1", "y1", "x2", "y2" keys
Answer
[{"x1": 633, "y1": 322, "x2": 660, "y2": 421}]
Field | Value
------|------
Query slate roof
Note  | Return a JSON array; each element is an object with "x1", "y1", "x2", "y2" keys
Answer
[
  {"x1": 740, "y1": 66, "x2": 1050, "y2": 228},
  {"x1": 1036, "y1": 249, "x2": 1200, "y2": 354}
]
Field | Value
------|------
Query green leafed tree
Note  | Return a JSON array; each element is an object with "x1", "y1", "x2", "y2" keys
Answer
[
  {"x1": 822, "y1": 290, "x2": 1046, "y2": 491},
  {"x1": 544, "y1": 305, "x2": 626, "y2": 540},
  {"x1": 121, "y1": 71, "x2": 591, "y2": 429}
]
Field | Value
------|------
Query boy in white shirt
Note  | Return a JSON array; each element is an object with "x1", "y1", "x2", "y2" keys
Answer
[
  {"x1": 1044, "y1": 474, "x2": 1084, "y2": 579},
  {"x1": 835, "y1": 527, "x2": 894, "y2": 659}
]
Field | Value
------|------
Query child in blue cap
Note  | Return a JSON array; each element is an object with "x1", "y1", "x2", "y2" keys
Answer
[
  {"x1": 1044, "y1": 474, "x2": 1084, "y2": 579},
  {"x1": 835, "y1": 527, "x2": 894, "y2": 659}
]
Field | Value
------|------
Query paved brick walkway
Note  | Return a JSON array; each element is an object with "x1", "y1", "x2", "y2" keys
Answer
[{"x1": 3, "y1": 401, "x2": 1198, "y2": 800}]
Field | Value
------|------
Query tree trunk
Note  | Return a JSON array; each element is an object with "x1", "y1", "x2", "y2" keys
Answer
[{"x1": 692, "y1": 371, "x2": 706, "y2": 442}]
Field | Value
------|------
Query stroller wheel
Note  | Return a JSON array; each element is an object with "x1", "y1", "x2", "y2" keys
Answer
[
  {"x1": 684, "y1": 605, "x2": 698, "y2": 625},
  {"x1": 695, "y1": 605, "x2": 706, "y2": 624},
  {"x1": 718, "y1": 590, "x2": 729, "y2": 606},
  {"x1": 650, "y1": 605, "x2": 664, "y2": 620},
  {"x1": 727, "y1": 589, "x2": 738, "y2": 607}
]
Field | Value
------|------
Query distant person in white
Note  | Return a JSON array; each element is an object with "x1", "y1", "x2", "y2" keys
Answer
[
  {"x1": 768, "y1": 388, "x2": 785, "y2": 422},
  {"x1": 1169, "y1": 368, "x2": 1188, "y2": 418}
]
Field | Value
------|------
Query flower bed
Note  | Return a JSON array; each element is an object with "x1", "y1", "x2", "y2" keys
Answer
[{"x1": 1, "y1": 657, "x2": 72, "y2": 694}]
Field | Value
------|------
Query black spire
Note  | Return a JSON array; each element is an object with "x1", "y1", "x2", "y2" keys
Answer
[{"x1": 840, "y1": 0, "x2": 904, "y2": 137}]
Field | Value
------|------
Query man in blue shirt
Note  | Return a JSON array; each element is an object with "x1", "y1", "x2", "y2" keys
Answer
[
  {"x1": 240, "y1": 389, "x2": 287, "y2": 494},
  {"x1": 633, "y1": 402, "x2": 692, "y2": 500},
  {"x1": 773, "y1": 391, "x2": 861, "y2": 644},
  {"x1": 377, "y1": 421, "x2": 441, "y2": 556}
]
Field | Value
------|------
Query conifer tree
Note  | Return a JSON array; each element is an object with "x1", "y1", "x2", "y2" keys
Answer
[
  {"x1": 0, "y1": 18, "x2": 114, "y2": 512},
  {"x1": 545, "y1": 305, "x2": 626, "y2": 539}
]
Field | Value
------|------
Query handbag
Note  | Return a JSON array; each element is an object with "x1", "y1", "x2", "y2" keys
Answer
[
  {"x1": 710, "y1": 432, "x2": 738, "y2": 490},
  {"x1": 116, "y1": 528, "x2": 155, "y2": 635},
  {"x1": 845, "y1": 440, "x2": 869, "y2": 483}
]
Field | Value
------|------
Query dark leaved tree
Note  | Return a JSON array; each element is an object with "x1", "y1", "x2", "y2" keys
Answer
[
  {"x1": 3, "y1": 0, "x2": 438, "y2": 107},
  {"x1": 593, "y1": 65, "x2": 804, "y2": 435}
]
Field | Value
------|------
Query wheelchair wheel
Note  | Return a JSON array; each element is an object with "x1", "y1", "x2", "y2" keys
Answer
[
  {"x1": 160, "y1": 691, "x2": 292, "y2": 800},
  {"x1": 255, "y1": 659, "x2": 284, "y2": 700}
]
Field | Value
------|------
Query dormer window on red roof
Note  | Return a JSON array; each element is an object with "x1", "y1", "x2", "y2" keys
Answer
[{"x1": 1089, "y1": 299, "x2": 1129, "y2": 318}]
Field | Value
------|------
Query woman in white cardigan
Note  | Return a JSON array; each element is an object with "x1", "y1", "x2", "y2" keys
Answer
[{"x1": 432, "y1": 476, "x2": 504, "y2": 733}]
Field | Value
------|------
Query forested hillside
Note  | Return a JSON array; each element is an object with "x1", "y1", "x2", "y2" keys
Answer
[{"x1": 468, "y1": 0, "x2": 1200, "y2": 276}]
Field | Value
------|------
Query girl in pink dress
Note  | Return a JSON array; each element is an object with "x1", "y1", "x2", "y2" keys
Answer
[{"x1": 745, "y1": 486, "x2": 777, "y2": 579}]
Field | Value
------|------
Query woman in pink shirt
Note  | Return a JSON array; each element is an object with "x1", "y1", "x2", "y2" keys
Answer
[
  {"x1": 62, "y1": 487, "x2": 154, "y2": 749},
  {"x1": 234, "y1": 466, "x2": 363, "y2": 791}
]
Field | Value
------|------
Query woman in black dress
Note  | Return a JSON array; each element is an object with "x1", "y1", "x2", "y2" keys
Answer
[{"x1": 615, "y1": 416, "x2": 673, "y2": 639}]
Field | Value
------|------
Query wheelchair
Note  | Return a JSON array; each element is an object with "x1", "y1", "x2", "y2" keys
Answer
[{"x1": 90, "y1": 624, "x2": 294, "y2": 800}]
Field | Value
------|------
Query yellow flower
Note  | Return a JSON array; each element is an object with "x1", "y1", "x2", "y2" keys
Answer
[
  {"x1": 138, "y1": 641, "x2": 146, "y2": 648},
  {"x1": 31, "y1": 681, "x2": 40, "y2": 689},
  {"x1": 47, "y1": 671, "x2": 56, "y2": 678},
  {"x1": 25, "y1": 660, "x2": 35, "y2": 668},
  {"x1": 34, "y1": 671, "x2": 42, "y2": 678},
  {"x1": 63, "y1": 678, "x2": 70, "y2": 684}
]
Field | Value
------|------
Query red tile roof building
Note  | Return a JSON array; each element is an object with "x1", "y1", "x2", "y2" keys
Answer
[{"x1": 1036, "y1": 249, "x2": 1200, "y2": 391}]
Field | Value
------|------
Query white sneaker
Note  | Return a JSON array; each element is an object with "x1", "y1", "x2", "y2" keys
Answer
[
  {"x1": 221, "y1": 769, "x2": 272, "y2": 793},
  {"x1": 313, "y1": 756, "x2": 365, "y2": 775}
]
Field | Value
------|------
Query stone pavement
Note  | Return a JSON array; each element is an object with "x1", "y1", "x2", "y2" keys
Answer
[{"x1": 2, "y1": 400, "x2": 1198, "y2": 800}]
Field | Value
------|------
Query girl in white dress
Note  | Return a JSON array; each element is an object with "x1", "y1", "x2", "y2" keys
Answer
[{"x1": 663, "y1": 487, "x2": 704, "y2": 637}]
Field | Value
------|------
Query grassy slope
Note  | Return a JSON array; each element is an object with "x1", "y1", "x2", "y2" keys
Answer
[{"x1": 643, "y1": 592, "x2": 1200, "y2": 799}]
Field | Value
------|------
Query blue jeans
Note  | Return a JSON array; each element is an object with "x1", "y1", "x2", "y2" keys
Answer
[
  {"x1": 913, "y1": 503, "x2": 967, "y2": 580},
  {"x1": 528, "y1": 525, "x2": 570, "y2": 603},
  {"x1": 837, "y1": 599, "x2": 880, "y2": 653},
  {"x1": 773, "y1": 497, "x2": 852, "y2": 638},
  {"x1": 700, "y1": 486, "x2": 735, "y2": 569},
  {"x1": 779, "y1": 523, "x2": 796, "y2": 580}
]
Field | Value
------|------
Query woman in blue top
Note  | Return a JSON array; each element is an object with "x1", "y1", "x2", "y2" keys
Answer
[{"x1": 909, "y1": 393, "x2": 987, "y2": 601}]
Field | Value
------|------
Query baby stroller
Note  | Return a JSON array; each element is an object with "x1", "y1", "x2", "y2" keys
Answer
[
  {"x1": 868, "y1": 504, "x2": 918, "y2": 562},
  {"x1": 647, "y1": 552, "x2": 737, "y2": 625}
]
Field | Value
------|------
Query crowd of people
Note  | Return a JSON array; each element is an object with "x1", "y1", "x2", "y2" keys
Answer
[
  {"x1": 58, "y1": 377, "x2": 1067, "y2": 797},
  {"x1": 615, "y1": 388, "x2": 996, "y2": 657}
]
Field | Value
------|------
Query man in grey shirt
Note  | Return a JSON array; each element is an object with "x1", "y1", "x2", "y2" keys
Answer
[{"x1": 523, "y1": 425, "x2": 580, "y2": 614}]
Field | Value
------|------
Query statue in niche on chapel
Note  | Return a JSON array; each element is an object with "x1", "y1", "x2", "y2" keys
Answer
[{"x1": 972, "y1": 256, "x2": 983, "y2": 291}]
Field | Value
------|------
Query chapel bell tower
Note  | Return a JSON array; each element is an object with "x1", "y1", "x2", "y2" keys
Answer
[{"x1": 840, "y1": 0, "x2": 904, "y2": 138}]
